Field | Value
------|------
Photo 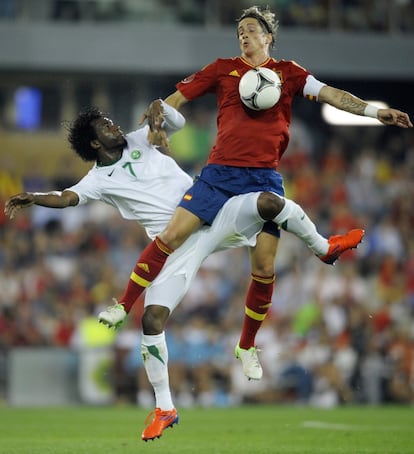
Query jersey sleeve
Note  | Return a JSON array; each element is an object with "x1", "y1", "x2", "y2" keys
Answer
[
  {"x1": 285, "y1": 61, "x2": 326, "y2": 101},
  {"x1": 176, "y1": 60, "x2": 218, "y2": 100},
  {"x1": 303, "y1": 75, "x2": 326, "y2": 101},
  {"x1": 161, "y1": 100, "x2": 186, "y2": 135},
  {"x1": 66, "y1": 172, "x2": 102, "y2": 205},
  {"x1": 283, "y1": 60, "x2": 310, "y2": 98}
]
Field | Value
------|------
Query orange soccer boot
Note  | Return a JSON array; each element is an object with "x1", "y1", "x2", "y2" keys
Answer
[
  {"x1": 141, "y1": 408, "x2": 179, "y2": 442},
  {"x1": 319, "y1": 229, "x2": 365, "y2": 265}
]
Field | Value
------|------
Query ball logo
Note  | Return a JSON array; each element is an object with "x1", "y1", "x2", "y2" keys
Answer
[{"x1": 238, "y1": 67, "x2": 281, "y2": 111}]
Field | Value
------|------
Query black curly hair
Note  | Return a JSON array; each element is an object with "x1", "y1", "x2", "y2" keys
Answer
[{"x1": 67, "y1": 107, "x2": 105, "y2": 162}]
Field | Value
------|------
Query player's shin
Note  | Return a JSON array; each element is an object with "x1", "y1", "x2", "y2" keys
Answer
[
  {"x1": 141, "y1": 332, "x2": 174, "y2": 411},
  {"x1": 238, "y1": 273, "x2": 275, "y2": 349}
]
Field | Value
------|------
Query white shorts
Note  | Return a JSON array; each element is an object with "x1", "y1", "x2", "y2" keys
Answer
[{"x1": 145, "y1": 192, "x2": 264, "y2": 312}]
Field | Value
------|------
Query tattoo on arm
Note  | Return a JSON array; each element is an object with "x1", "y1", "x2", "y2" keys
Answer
[{"x1": 339, "y1": 92, "x2": 366, "y2": 115}]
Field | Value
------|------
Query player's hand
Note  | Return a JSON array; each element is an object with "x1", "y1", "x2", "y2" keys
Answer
[
  {"x1": 147, "y1": 129, "x2": 169, "y2": 149},
  {"x1": 141, "y1": 99, "x2": 170, "y2": 148},
  {"x1": 378, "y1": 109, "x2": 413, "y2": 128},
  {"x1": 4, "y1": 193, "x2": 34, "y2": 219},
  {"x1": 139, "y1": 99, "x2": 164, "y2": 131}
]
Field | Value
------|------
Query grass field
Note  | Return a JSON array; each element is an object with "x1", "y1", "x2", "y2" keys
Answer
[{"x1": 1, "y1": 405, "x2": 413, "y2": 453}]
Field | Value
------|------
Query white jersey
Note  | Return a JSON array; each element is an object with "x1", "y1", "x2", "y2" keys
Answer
[
  {"x1": 146, "y1": 192, "x2": 265, "y2": 312},
  {"x1": 64, "y1": 107, "x2": 267, "y2": 314},
  {"x1": 68, "y1": 126, "x2": 193, "y2": 239}
]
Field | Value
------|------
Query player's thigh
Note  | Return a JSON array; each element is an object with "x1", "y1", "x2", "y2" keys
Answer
[
  {"x1": 249, "y1": 231, "x2": 279, "y2": 276},
  {"x1": 160, "y1": 207, "x2": 202, "y2": 248}
]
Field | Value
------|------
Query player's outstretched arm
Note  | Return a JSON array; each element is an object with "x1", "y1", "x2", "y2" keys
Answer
[
  {"x1": 318, "y1": 85, "x2": 412, "y2": 128},
  {"x1": 164, "y1": 90, "x2": 188, "y2": 111},
  {"x1": 142, "y1": 97, "x2": 187, "y2": 148},
  {"x1": 4, "y1": 190, "x2": 79, "y2": 219}
]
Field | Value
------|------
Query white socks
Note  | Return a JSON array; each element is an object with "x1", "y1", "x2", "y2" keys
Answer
[
  {"x1": 273, "y1": 198, "x2": 329, "y2": 256},
  {"x1": 141, "y1": 332, "x2": 174, "y2": 410}
]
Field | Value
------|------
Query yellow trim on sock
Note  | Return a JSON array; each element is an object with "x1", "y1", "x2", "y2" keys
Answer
[
  {"x1": 245, "y1": 306, "x2": 267, "y2": 321},
  {"x1": 251, "y1": 274, "x2": 275, "y2": 284},
  {"x1": 155, "y1": 236, "x2": 173, "y2": 255},
  {"x1": 130, "y1": 271, "x2": 150, "y2": 288},
  {"x1": 259, "y1": 302, "x2": 272, "y2": 309}
]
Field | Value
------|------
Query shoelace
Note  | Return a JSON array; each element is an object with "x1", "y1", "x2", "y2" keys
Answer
[
  {"x1": 144, "y1": 410, "x2": 155, "y2": 425},
  {"x1": 106, "y1": 299, "x2": 122, "y2": 313},
  {"x1": 144, "y1": 409, "x2": 175, "y2": 425},
  {"x1": 249, "y1": 347, "x2": 261, "y2": 366},
  {"x1": 144, "y1": 410, "x2": 156, "y2": 425}
]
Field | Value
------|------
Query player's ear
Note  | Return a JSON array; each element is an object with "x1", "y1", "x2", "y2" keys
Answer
[
  {"x1": 90, "y1": 139, "x2": 100, "y2": 149},
  {"x1": 265, "y1": 33, "x2": 272, "y2": 45}
]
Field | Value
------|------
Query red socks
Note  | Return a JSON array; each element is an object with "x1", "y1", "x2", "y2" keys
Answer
[
  {"x1": 119, "y1": 236, "x2": 173, "y2": 313},
  {"x1": 238, "y1": 274, "x2": 275, "y2": 350}
]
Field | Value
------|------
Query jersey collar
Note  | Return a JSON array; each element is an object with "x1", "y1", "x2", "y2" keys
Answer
[{"x1": 239, "y1": 56, "x2": 273, "y2": 68}]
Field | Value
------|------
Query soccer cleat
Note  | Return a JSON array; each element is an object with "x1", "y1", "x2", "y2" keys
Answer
[
  {"x1": 318, "y1": 228, "x2": 365, "y2": 265},
  {"x1": 141, "y1": 408, "x2": 179, "y2": 441},
  {"x1": 234, "y1": 344, "x2": 263, "y2": 380},
  {"x1": 98, "y1": 299, "x2": 127, "y2": 329}
]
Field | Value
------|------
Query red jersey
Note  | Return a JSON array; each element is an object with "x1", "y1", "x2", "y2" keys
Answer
[{"x1": 176, "y1": 57, "x2": 311, "y2": 169}]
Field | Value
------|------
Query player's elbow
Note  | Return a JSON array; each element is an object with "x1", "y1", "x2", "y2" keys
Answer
[{"x1": 62, "y1": 190, "x2": 79, "y2": 207}]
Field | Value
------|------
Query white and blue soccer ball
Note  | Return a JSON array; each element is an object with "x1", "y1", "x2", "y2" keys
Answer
[{"x1": 239, "y1": 67, "x2": 282, "y2": 111}]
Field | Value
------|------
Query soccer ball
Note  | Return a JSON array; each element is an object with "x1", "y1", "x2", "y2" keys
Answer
[{"x1": 238, "y1": 67, "x2": 281, "y2": 111}]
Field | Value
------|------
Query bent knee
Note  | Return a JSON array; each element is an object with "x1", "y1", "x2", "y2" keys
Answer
[
  {"x1": 142, "y1": 306, "x2": 170, "y2": 335},
  {"x1": 160, "y1": 224, "x2": 198, "y2": 250},
  {"x1": 257, "y1": 192, "x2": 284, "y2": 220},
  {"x1": 159, "y1": 228, "x2": 188, "y2": 249}
]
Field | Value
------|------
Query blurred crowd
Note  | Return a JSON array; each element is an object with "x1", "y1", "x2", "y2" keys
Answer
[
  {"x1": 1, "y1": 104, "x2": 414, "y2": 408},
  {"x1": 1, "y1": 0, "x2": 413, "y2": 33}
]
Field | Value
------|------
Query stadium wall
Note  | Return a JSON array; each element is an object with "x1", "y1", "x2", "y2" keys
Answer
[
  {"x1": 7, "y1": 348, "x2": 115, "y2": 406},
  {"x1": 0, "y1": 22, "x2": 413, "y2": 79}
]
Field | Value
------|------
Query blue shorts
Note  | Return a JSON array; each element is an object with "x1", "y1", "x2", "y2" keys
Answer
[{"x1": 178, "y1": 164, "x2": 285, "y2": 237}]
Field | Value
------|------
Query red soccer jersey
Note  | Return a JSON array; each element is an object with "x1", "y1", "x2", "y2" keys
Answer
[{"x1": 176, "y1": 57, "x2": 311, "y2": 169}]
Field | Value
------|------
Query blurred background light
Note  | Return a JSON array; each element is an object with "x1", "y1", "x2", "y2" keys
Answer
[{"x1": 322, "y1": 101, "x2": 388, "y2": 126}]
